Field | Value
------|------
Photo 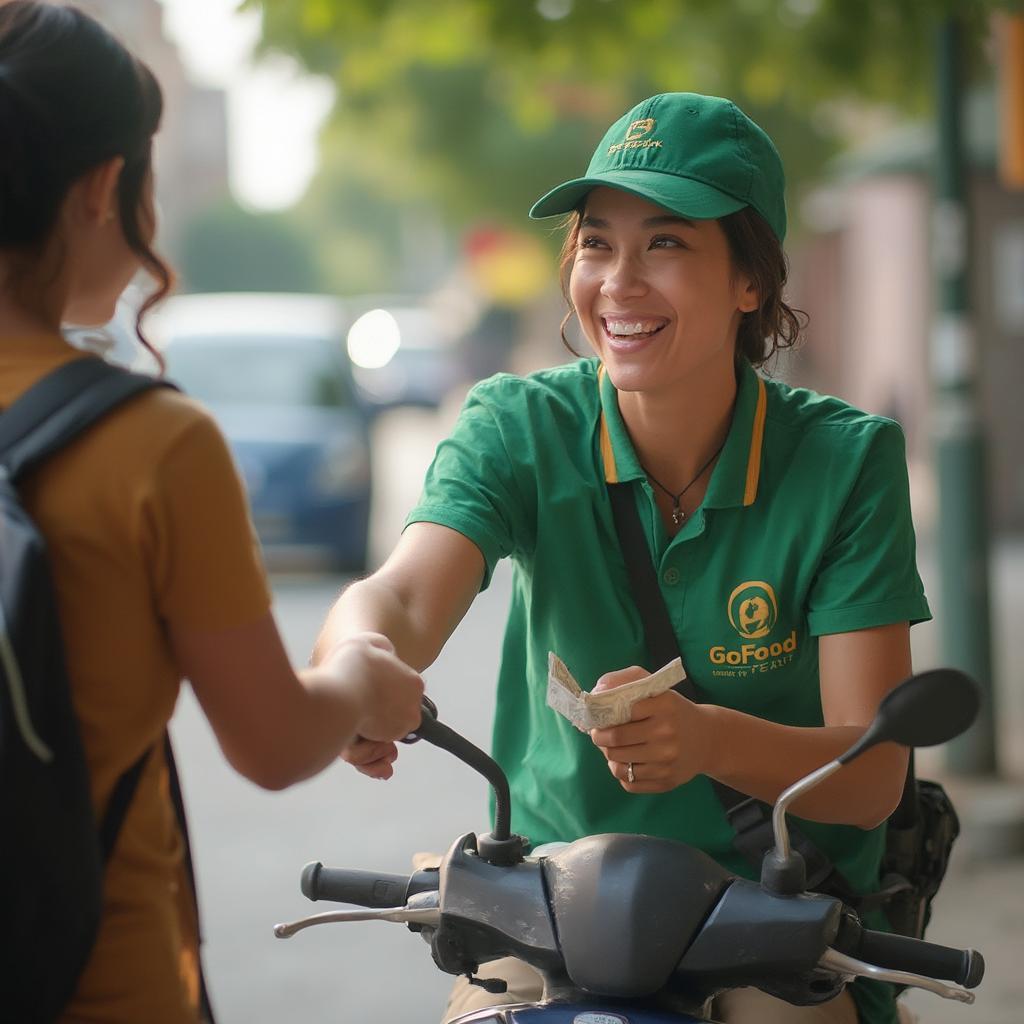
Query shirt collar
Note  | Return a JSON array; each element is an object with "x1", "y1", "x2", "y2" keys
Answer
[{"x1": 597, "y1": 358, "x2": 767, "y2": 509}]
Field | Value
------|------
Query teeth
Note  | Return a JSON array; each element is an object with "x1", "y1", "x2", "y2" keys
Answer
[{"x1": 605, "y1": 319, "x2": 664, "y2": 336}]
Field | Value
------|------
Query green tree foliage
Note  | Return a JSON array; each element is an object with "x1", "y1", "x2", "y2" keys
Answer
[
  {"x1": 180, "y1": 198, "x2": 323, "y2": 294},
  {"x1": 246, "y1": 0, "x2": 1012, "y2": 297}
]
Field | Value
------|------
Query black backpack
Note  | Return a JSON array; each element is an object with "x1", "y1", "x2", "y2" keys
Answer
[{"x1": 0, "y1": 357, "x2": 210, "y2": 1022}]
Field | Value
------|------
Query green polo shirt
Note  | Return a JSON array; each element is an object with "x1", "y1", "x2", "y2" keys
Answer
[{"x1": 407, "y1": 356, "x2": 930, "y2": 1023}]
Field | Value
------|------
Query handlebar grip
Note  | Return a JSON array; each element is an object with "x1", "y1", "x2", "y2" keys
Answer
[
  {"x1": 856, "y1": 929, "x2": 985, "y2": 989},
  {"x1": 401, "y1": 696, "x2": 439, "y2": 745},
  {"x1": 301, "y1": 863, "x2": 412, "y2": 907}
]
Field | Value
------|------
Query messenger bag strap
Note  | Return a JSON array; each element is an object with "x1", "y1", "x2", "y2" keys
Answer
[{"x1": 606, "y1": 482, "x2": 854, "y2": 893}]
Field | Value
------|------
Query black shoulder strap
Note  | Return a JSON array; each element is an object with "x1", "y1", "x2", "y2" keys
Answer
[
  {"x1": 96, "y1": 738, "x2": 216, "y2": 1022},
  {"x1": 0, "y1": 357, "x2": 169, "y2": 482},
  {"x1": 165, "y1": 734, "x2": 216, "y2": 1023},
  {"x1": 606, "y1": 481, "x2": 855, "y2": 894},
  {"x1": 607, "y1": 484, "x2": 690, "y2": 692},
  {"x1": 99, "y1": 746, "x2": 153, "y2": 862}
]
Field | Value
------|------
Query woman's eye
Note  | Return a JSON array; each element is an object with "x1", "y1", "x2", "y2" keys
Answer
[
  {"x1": 578, "y1": 235, "x2": 609, "y2": 250},
  {"x1": 650, "y1": 235, "x2": 685, "y2": 250}
]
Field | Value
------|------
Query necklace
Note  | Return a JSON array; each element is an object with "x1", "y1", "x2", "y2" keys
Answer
[{"x1": 642, "y1": 440, "x2": 727, "y2": 525}]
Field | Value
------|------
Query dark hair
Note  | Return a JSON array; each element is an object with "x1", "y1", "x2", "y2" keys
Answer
[
  {"x1": 555, "y1": 204, "x2": 806, "y2": 367},
  {"x1": 0, "y1": 1, "x2": 173, "y2": 363}
]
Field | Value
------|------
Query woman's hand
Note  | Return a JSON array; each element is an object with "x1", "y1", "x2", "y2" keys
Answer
[{"x1": 589, "y1": 666, "x2": 713, "y2": 794}]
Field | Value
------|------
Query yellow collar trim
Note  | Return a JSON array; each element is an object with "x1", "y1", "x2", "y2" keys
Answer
[
  {"x1": 743, "y1": 376, "x2": 767, "y2": 506},
  {"x1": 597, "y1": 364, "x2": 618, "y2": 483},
  {"x1": 598, "y1": 364, "x2": 765, "y2": 504}
]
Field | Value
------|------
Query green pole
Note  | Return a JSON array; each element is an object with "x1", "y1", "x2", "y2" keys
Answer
[{"x1": 933, "y1": 17, "x2": 997, "y2": 775}]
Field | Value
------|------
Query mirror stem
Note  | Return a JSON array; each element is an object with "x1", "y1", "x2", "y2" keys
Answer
[{"x1": 773, "y1": 759, "x2": 842, "y2": 861}]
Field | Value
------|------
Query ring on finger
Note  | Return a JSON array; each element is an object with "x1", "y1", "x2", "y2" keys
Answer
[{"x1": 626, "y1": 761, "x2": 636, "y2": 784}]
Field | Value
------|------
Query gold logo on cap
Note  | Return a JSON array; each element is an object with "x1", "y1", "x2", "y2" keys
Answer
[
  {"x1": 625, "y1": 118, "x2": 655, "y2": 141},
  {"x1": 608, "y1": 117, "x2": 663, "y2": 155}
]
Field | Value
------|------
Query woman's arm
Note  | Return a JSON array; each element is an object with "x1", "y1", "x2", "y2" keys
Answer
[
  {"x1": 170, "y1": 617, "x2": 425, "y2": 791},
  {"x1": 312, "y1": 521, "x2": 486, "y2": 779},
  {"x1": 591, "y1": 622, "x2": 912, "y2": 829}
]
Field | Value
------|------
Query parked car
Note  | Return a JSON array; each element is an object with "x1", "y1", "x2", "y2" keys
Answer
[
  {"x1": 152, "y1": 293, "x2": 372, "y2": 572},
  {"x1": 345, "y1": 297, "x2": 462, "y2": 410}
]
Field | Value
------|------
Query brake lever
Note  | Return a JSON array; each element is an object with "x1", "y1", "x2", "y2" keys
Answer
[
  {"x1": 400, "y1": 695, "x2": 439, "y2": 745},
  {"x1": 274, "y1": 892, "x2": 440, "y2": 939},
  {"x1": 818, "y1": 948, "x2": 975, "y2": 1004}
]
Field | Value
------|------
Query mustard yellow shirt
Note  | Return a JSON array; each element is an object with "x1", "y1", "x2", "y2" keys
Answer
[{"x1": 1, "y1": 335, "x2": 272, "y2": 1023}]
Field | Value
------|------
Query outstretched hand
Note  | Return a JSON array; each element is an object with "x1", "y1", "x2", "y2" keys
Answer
[
  {"x1": 319, "y1": 632, "x2": 424, "y2": 780},
  {"x1": 343, "y1": 737, "x2": 401, "y2": 780},
  {"x1": 589, "y1": 665, "x2": 711, "y2": 794}
]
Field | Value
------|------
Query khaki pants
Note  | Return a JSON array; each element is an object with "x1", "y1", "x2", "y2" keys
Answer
[{"x1": 443, "y1": 955, "x2": 918, "y2": 1023}]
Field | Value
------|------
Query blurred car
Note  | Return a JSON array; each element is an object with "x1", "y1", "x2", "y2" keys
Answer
[
  {"x1": 345, "y1": 298, "x2": 462, "y2": 410},
  {"x1": 152, "y1": 292, "x2": 372, "y2": 572}
]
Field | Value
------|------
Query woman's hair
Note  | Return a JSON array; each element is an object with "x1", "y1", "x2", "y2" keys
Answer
[
  {"x1": 0, "y1": 0, "x2": 173, "y2": 362},
  {"x1": 555, "y1": 205, "x2": 806, "y2": 367}
]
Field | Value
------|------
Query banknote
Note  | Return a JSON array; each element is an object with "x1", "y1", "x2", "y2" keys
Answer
[{"x1": 546, "y1": 652, "x2": 686, "y2": 732}]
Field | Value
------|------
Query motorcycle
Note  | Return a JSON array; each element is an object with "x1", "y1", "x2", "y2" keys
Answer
[{"x1": 274, "y1": 668, "x2": 985, "y2": 1022}]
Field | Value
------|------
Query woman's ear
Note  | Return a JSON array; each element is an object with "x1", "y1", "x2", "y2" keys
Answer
[
  {"x1": 77, "y1": 155, "x2": 126, "y2": 227},
  {"x1": 737, "y1": 274, "x2": 760, "y2": 314}
]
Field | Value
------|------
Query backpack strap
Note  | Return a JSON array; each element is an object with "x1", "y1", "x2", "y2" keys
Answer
[
  {"x1": 164, "y1": 733, "x2": 217, "y2": 1023},
  {"x1": 0, "y1": 356, "x2": 170, "y2": 482},
  {"x1": 94, "y1": 738, "x2": 216, "y2": 1021},
  {"x1": 606, "y1": 482, "x2": 858, "y2": 896},
  {"x1": 99, "y1": 746, "x2": 153, "y2": 862}
]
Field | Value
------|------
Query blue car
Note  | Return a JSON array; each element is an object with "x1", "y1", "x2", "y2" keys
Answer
[{"x1": 156, "y1": 293, "x2": 373, "y2": 572}]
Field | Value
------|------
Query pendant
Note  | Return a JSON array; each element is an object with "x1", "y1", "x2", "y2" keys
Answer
[{"x1": 672, "y1": 505, "x2": 685, "y2": 525}]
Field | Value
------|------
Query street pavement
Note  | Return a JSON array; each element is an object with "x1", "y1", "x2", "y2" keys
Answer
[{"x1": 170, "y1": 405, "x2": 1024, "y2": 1023}]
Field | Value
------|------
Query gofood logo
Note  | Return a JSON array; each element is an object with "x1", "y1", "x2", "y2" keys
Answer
[
  {"x1": 710, "y1": 580, "x2": 796, "y2": 669},
  {"x1": 728, "y1": 581, "x2": 778, "y2": 640}
]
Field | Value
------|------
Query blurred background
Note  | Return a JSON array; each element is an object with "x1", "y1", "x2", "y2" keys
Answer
[{"x1": 63, "y1": 0, "x2": 1024, "y2": 1021}]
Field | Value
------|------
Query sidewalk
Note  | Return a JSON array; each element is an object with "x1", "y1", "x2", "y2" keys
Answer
[{"x1": 901, "y1": 536, "x2": 1024, "y2": 1023}]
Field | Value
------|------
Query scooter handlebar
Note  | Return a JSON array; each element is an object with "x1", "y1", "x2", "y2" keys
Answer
[
  {"x1": 853, "y1": 928, "x2": 984, "y2": 989},
  {"x1": 301, "y1": 863, "x2": 439, "y2": 908}
]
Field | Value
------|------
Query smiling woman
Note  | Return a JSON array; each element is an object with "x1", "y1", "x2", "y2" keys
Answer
[{"x1": 311, "y1": 92, "x2": 928, "y2": 1024}]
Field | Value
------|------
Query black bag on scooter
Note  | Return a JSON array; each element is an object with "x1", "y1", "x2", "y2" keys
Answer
[{"x1": 877, "y1": 774, "x2": 960, "y2": 939}]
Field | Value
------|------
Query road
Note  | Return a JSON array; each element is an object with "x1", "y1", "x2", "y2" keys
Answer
[{"x1": 171, "y1": 405, "x2": 1024, "y2": 1023}]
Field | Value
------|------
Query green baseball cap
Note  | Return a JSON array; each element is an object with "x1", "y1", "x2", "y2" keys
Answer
[{"x1": 529, "y1": 92, "x2": 787, "y2": 241}]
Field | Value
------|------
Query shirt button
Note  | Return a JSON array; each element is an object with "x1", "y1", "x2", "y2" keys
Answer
[{"x1": 662, "y1": 567, "x2": 681, "y2": 586}]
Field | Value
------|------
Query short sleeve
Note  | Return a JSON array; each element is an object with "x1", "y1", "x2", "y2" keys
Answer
[
  {"x1": 143, "y1": 410, "x2": 273, "y2": 628},
  {"x1": 806, "y1": 422, "x2": 931, "y2": 636},
  {"x1": 405, "y1": 384, "x2": 530, "y2": 589}
]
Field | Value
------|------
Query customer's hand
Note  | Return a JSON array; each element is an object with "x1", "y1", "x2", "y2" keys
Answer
[{"x1": 320, "y1": 632, "x2": 425, "y2": 779}]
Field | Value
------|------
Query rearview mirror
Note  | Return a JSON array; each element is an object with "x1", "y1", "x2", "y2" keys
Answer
[
  {"x1": 762, "y1": 668, "x2": 981, "y2": 895},
  {"x1": 838, "y1": 668, "x2": 981, "y2": 766}
]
